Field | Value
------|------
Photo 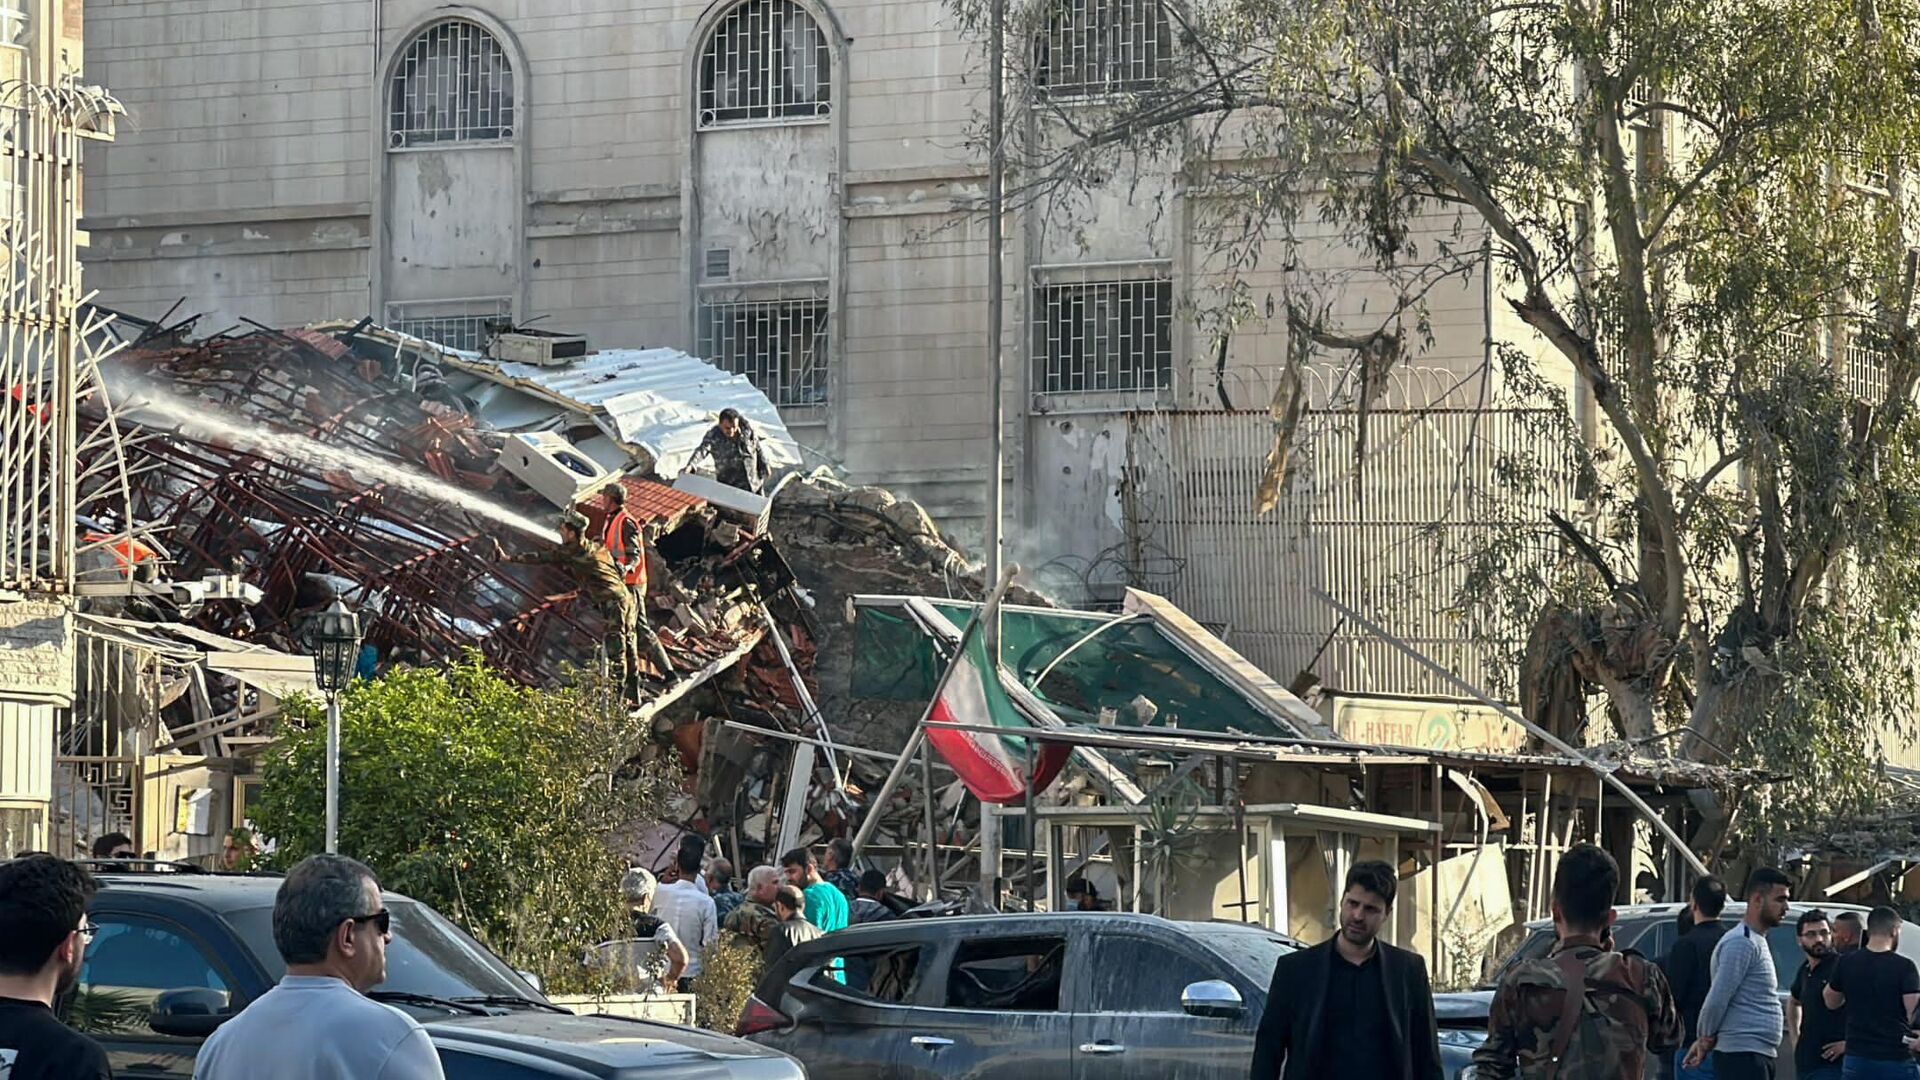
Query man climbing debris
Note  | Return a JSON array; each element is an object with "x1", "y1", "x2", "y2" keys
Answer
[
  {"x1": 597, "y1": 482, "x2": 675, "y2": 680},
  {"x1": 496, "y1": 510, "x2": 673, "y2": 704},
  {"x1": 687, "y1": 408, "x2": 771, "y2": 494}
]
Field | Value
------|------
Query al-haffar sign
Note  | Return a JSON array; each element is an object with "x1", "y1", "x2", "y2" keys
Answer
[
  {"x1": 1328, "y1": 694, "x2": 1527, "y2": 753},
  {"x1": 0, "y1": 598, "x2": 73, "y2": 708}
]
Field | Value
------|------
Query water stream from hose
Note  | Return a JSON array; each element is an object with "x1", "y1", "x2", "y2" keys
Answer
[{"x1": 120, "y1": 389, "x2": 560, "y2": 543}]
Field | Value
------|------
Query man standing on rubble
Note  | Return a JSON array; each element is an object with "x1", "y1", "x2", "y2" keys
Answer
[
  {"x1": 594, "y1": 483, "x2": 674, "y2": 681},
  {"x1": 496, "y1": 511, "x2": 665, "y2": 704},
  {"x1": 687, "y1": 408, "x2": 771, "y2": 494}
]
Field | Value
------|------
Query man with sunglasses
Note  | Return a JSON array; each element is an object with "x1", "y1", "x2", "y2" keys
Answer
[
  {"x1": 194, "y1": 854, "x2": 444, "y2": 1080},
  {"x1": 0, "y1": 854, "x2": 111, "y2": 1079}
]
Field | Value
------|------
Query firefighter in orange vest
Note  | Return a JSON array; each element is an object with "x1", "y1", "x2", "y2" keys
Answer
[{"x1": 598, "y1": 482, "x2": 675, "y2": 684}]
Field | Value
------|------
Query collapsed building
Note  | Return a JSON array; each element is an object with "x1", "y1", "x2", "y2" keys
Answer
[{"x1": 52, "y1": 309, "x2": 971, "y2": 871}]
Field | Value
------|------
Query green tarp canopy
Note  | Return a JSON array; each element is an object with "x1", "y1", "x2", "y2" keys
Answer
[{"x1": 853, "y1": 601, "x2": 1298, "y2": 738}]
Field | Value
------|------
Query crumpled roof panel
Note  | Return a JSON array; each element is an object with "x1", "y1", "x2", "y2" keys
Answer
[{"x1": 456, "y1": 347, "x2": 804, "y2": 478}]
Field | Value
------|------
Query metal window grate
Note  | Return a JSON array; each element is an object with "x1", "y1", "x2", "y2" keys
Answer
[
  {"x1": 697, "y1": 285, "x2": 831, "y2": 409},
  {"x1": 389, "y1": 20, "x2": 515, "y2": 148},
  {"x1": 1836, "y1": 145, "x2": 1891, "y2": 193},
  {"x1": 1845, "y1": 324, "x2": 1891, "y2": 401},
  {"x1": 1034, "y1": 0, "x2": 1173, "y2": 100},
  {"x1": 1033, "y1": 273, "x2": 1173, "y2": 394},
  {"x1": 386, "y1": 298, "x2": 512, "y2": 352},
  {"x1": 698, "y1": 0, "x2": 832, "y2": 129}
]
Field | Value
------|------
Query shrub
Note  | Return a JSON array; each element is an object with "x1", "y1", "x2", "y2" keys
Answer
[{"x1": 248, "y1": 658, "x2": 681, "y2": 992}]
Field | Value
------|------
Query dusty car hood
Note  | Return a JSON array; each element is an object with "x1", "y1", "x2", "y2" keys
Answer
[{"x1": 425, "y1": 1012, "x2": 801, "y2": 1078}]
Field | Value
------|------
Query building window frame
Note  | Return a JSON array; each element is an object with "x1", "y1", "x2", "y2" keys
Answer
[
  {"x1": 388, "y1": 18, "x2": 517, "y2": 150},
  {"x1": 697, "y1": 279, "x2": 832, "y2": 420},
  {"x1": 1033, "y1": 0, "x2": 1174, "y2": 102},
  {"x1": 1031, "y1": 262, "x2": 1175, "y2": 402},
  {"x1": 696, "y1": 0, "x2": 834, "y2": 131}
]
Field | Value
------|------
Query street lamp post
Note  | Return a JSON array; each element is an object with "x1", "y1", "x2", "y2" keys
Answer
[{"x1": 307, "y1": 599, "x2": 363, "y2": 854}]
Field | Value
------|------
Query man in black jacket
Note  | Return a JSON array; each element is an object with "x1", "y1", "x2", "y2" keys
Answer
[
  {"x1": 1660, "y1": 874, "x2": 1729, "y2": 1080},
  {"x1": 1250, "y1": 860, "x2": 1443, "y2": 1080}
]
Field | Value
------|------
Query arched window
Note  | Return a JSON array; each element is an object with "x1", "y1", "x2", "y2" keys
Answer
[
  {"x1": 389, "y1": 20, "x2": 515, "y2": 148},
  {"x1": 1035, "y1": 0, "x2": 1173, "y2": 100},
  {"x1": 698, "y1": 0, "x2": 832, "y2": 129}
]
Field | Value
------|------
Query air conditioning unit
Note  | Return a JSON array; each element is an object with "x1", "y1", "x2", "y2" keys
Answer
[
  {"x1": 498, "y1": 432, "x2": 611, "y2": 509},
  {"x1": 485, "y1": 329, "x2": 591, "y2": 367}
]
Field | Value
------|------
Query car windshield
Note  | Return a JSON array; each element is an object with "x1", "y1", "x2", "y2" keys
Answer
[
  {"x1": 228, "y1": 900, "x2": 537, "y2": 1000},
  {"x1": 1197, "y1": 928, "x2": 1295, "y2": 984}
]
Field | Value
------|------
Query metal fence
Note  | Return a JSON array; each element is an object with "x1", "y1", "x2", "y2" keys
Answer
[
  {"x1": 697, "y1": 0, "x2": 832, "y2": 129},
  {"x1": 388, "y1": 19, "x2": 515, "y2": 148},
  {"x1": 1123, "y1": 376, "x2": 1575, "y2": 697}
]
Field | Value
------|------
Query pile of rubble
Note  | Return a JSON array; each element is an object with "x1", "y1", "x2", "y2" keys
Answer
[{"x1": 71, "y1": 307, "x2": 1010, "y2": 873}]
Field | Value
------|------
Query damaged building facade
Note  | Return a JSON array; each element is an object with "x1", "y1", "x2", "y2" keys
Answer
[{"x1": 72, "y1": 0, "x2": 1588, "y2": 712}]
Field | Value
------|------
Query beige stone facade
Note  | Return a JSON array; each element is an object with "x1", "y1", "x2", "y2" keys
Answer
[{"x1": 80, "y1": 0, "x2": 1514, "y2": 547}]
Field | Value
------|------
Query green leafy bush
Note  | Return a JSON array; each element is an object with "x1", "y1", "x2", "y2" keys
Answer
[{"x1": 249, "y1": 658, "x2": 681, "y2": 992}]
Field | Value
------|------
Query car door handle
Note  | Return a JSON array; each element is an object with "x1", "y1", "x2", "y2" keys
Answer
[
  {"x1": 911, "y1": 1035, "x2": 954, "y2": 1049},
  {"x1": 1080, "y1": 1042, "x2": 1127, "y2": 1054}
]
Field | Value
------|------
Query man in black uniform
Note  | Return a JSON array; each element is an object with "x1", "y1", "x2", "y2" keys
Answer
[{"x1": 0, "y1": 855, "x2": 112, "y2": 1079}]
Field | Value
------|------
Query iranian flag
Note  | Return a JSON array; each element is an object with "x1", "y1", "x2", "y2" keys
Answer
[{"x1": 924, "y1": 629, "x2": 1072, "y2": 805}]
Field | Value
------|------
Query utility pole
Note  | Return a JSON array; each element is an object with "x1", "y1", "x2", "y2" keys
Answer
[{"x1": 979, "y1": 0, "x2": 1007, "y2": 909}]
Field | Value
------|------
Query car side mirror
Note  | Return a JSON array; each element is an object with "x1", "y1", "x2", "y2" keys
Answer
[
  {"x1": 148, "y1": 987, "x2": 235, "y2": 1038},
  {"x1": 517, "y1": 970, "x2": 545, "y2": 994},
  {"x1": 1181, "y1": 979, "x2": 1245, "y2": 1019}
]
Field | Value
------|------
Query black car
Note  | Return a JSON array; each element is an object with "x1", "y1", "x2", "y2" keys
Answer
[
  {"x1": 61, "y1": 863, "x2": 804, "y2": 1079},
  {"x1": 738, "y1": 912, "x2": 1476, "y2": 1079}
]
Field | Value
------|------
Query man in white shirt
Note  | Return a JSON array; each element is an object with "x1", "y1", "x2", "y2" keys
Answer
[
  {"x1": 652, "y1": 846, "x2": 717, "y2": 990},
  {"x1": 194, "y1": 854, "x2": 445, "y2": 1080}
]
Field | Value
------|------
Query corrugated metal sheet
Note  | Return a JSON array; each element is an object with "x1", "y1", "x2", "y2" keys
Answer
[
  {"x1": 1124, "y1": 394, "x2": 1574, "y2": 698},
  {"x1": 0, "y1": 701, "x2": 54, "y2": 801},
  {"x1": 309, "y1": 321, "x2": 806, "y2": 480},
  {"x1": 449, "y1": 346, "x2": 804, "y2": 478}
]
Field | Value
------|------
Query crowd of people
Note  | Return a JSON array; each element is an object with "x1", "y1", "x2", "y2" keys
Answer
[
  {"x1": 598, "y1": 836, "x2": 913, "y2": 992},
  {"x1": 1246, "y1": 844, "x2": 1920, "y2": 1080}
]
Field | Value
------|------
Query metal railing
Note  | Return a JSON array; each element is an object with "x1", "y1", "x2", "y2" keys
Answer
[
  {"x1": 696, "y1": 281, "x2": 831, "y2": 412},
  {"x1": 697, "y1": 0, "x2": 832, "y2": 129},
  {"x1": 389, "y1": 20, "x2": 515, "y2": 148},
  {"x1": 1033, "y1": 0, "x2": 1173, "y2": 100},
  {"x1": 384, "y1": 298, "x2": 511, "y2": 352}
]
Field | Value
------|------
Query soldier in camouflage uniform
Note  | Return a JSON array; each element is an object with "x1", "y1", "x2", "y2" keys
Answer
[
  {"x1": 497, "y1": 512, "x2": 646, "y2": 702},
  {"x1": 1475, "y1": 843, "x2": 1681, "y2": 1079},
  {"x1": 687, "y1": 408, "x2": 772, "y2": 494},
  {"x1": 722, "y1": 865, "x2": 783, "y2": 951}
]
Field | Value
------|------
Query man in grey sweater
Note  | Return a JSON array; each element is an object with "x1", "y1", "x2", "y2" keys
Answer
[{"x1": 1684, "y1": 867, "x2": 1793, "y2": 1080}]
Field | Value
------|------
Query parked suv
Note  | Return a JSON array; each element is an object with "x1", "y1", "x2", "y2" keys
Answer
[
  {"x1": 53, "y1": 862, "x2": 804, "y2": 1079},
  {"x1": 1446, "y1": 900, "x2": 1920, "y2": 1080},
  {"x1": 738, "y1": 911, "x2": 1478, "y2": 1079}
]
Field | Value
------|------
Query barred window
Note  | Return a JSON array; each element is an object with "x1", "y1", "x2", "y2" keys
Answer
[
  {"x1": 389, "y1": 20, "x2": 515, "y2": 148},
  {"x1": 1032, "y1": 271, "x2": 1173, "y2": 395},
  {"x1": 698, "y1": 0, "x2": 832, "y2": 129},
  {"x1": 1836, "y1": 145, "x2": 1891, "y2": 194},
  {"x1": 385, "y1": 298, "x2": 511, "y2": 352},
  {"x1": 698, "y1": 284, "x2": 831, "y2": 410},
  {"x1": 1034, "y1": 0, "x2": 1173, "y2": 100}
]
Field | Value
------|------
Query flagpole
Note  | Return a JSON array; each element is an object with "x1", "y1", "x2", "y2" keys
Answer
[{"x1": 849, "y1": 566, "x2": 1019, "y2": 862}]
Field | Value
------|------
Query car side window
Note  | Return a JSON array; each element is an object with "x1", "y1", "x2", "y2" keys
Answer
[
  {"x1": 813, "y1": 945, "x2": 923, "y2": 1003},
  {"x1": 1087, "y1": 936, "x2": 1216, "y2": 1013},
  {"x1": 73, "y1": 915, "x2": 231, "y2": 1037},
  {"x1": 944, "y1": 936, "x2": 1068, "y2": 1012}
]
